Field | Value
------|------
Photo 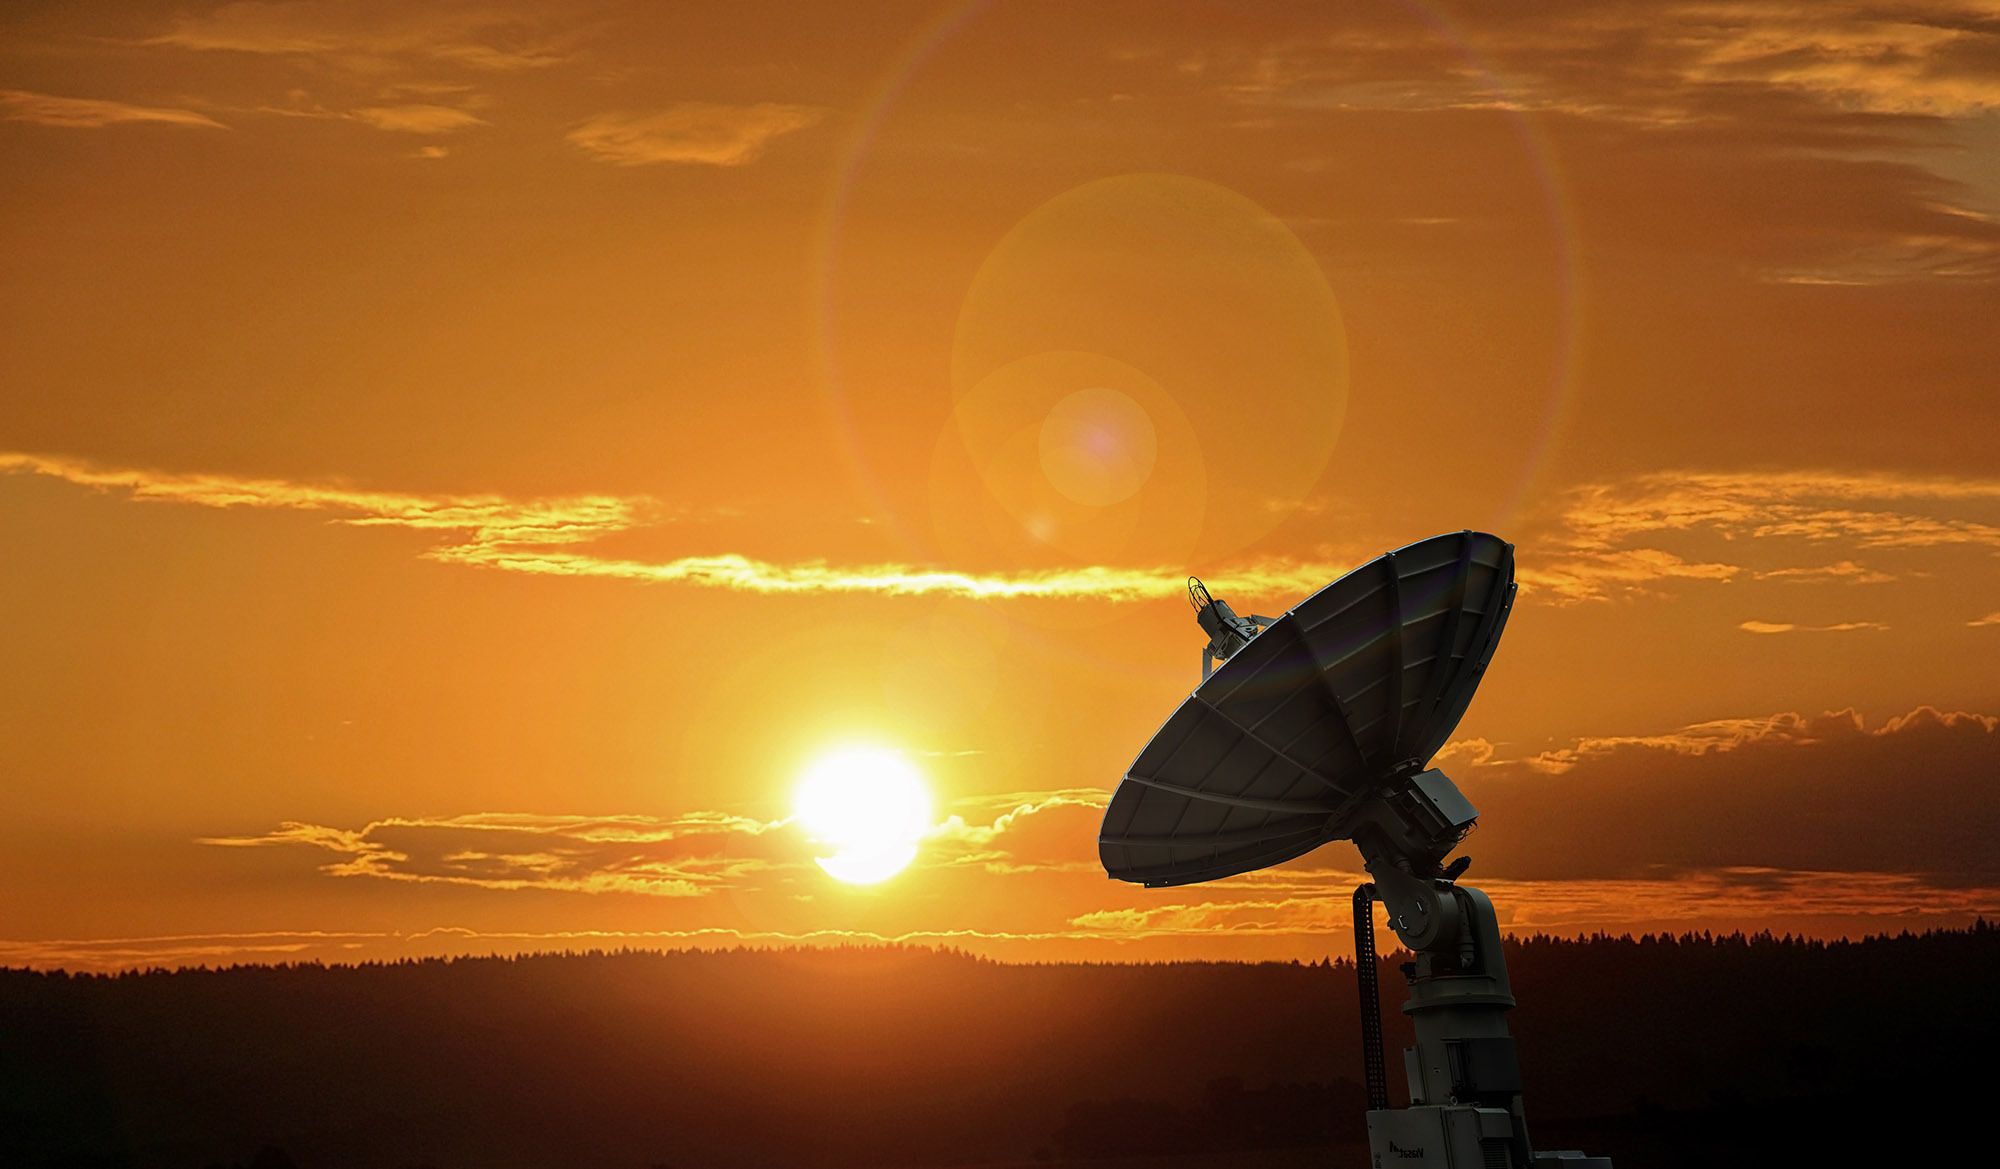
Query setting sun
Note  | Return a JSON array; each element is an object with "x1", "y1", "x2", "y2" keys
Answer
[{"x1": 793, "y1": 746, "x2": 933, "y2": 885}]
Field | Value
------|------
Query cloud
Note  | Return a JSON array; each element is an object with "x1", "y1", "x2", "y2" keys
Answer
[
  {"x1": 1454, "y1": 705, "x2": 2000, "y2": 883},
  {"x1": 1203, "y1": 2, "x2": 2000, "y2": 284},
  {"x1": 10, "y1": 451, "x2": 1987, "y2": 611},
  {"x1": 243, "y1": 92, "x2": 491, "y2": 137},
  {"x1": 0, "y1": 89, "x2": 227, "y2": 130},
  {"x1": 1971, "y1": 612, "x2": 2000, "y2": 627},
  {"x1": 567, "y1": 103, "x2": 824, "y2": 167},
  {"x1": 1760, "y1": 233, "x2": 2000, "y2": 286},
  {"x1": 1562, "y1": 469, "x2": 2000, "y2": 547},
  {"x1": 0, "y1": 451, "x2": 1345, "y2": 602},
  {"x1": 203, "y1": 785, "x2": 1121, "y2": 900},
  {"x1": 1220, "y1": 2, "x2": 2000, "y2": 122},
  {"x1": 1434, "y1": 737, "x2": 1499, "y2": 768},
  {"x1": 1738, "y1": 619, "x2": 1888, "y2": 634},
  {"x1": 1518, "y1": 709, "x2": 1845, "y2": 775},
  {"x1": 0, "y1": 449, "x2": 645, "y2": 547},
  {"x1": 930, "y1": 788, "x2": 1109, "y2": 846},
  {"x1": 0, "y1": 930, "x2": 385, "y2": 970},
  {"x1": 1683, "y1": 6, "x2": 2000, "y2": 117},
  {"x1": 440, "y1": 550, "x2": 1335, "y2": 601},
  {"x1": 1523, "y1": 468, "x2": 2000, "y2": 602},
  {"x1": 350, "y1": 104, "x2": 487, "y2": 133},
  {"x1": 1070, "y1": 896, "x2": 1336, "y2": 937},
  {"x1": 927, "y1": 788, "x2": 1110, "y2": 873},
  {"x1": 1066, "y1": 867, "x2": 1998, "y2": 940},
  {"x1": 1517, "y1": 546, "x2": 1742, "y2": 603},
  {"x1": 201, "y1": 811, "x2": 792, "y2": 898},
  {"x1": 147, "y1": 2, "x2": 568, "y2": 71},
  {"x1": 1754, "y1": 561, "x2": 1895, "y2": 584}
]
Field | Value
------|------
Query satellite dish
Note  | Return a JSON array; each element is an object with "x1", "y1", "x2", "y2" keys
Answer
[
  {"x1": 1097, "y1": 531, "x2": 1616, "y2": 1169},
  {"x1": 1101, "y1": 530, "x2": 1515, "y2": 888}
]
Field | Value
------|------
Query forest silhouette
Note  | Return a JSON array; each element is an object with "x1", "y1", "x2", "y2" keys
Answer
[{"x1": 4, "y1": 923, "x2": 1992, "y2": 1168}]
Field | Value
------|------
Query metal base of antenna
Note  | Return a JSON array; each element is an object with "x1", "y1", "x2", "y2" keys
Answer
[{"x1": 1355, "y1": 881, "x2": 1614, "y2": 1169}]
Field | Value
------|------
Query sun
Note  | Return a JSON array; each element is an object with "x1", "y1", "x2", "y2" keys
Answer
[{"x1": 793, "y1": 746, "x2": 933, "y2": 885}]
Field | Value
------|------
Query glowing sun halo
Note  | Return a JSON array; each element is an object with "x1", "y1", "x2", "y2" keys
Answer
[{"x1": 793, "y1": 746, "x2": 933, "y2": 884}]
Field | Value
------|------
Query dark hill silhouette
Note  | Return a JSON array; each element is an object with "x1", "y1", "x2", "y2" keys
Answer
[{"x1": 3, "y1": 924, "x2": 1993, "y2": 1168}]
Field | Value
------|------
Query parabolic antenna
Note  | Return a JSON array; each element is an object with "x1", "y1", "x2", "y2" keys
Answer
[
  {"x1": 1101, "y1": 530, "x2": 1514, "y2": 888},
  {"x1": 1098, "y1": 531, "x2": 1614, "y2": 1169}
]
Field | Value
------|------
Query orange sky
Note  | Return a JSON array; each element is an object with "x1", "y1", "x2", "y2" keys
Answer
[{"x1": 3, "y1": 1, "x2": 1997, "y2": 970}]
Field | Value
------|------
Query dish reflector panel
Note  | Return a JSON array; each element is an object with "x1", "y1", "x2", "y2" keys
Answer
[{"x1": 1099, "y1": 530, "x2": 1516, "y2": 887}]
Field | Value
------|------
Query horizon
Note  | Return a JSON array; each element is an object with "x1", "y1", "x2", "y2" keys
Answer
[{"x1": 12, "y1": 918, "x2": 1992, "y2": 977}]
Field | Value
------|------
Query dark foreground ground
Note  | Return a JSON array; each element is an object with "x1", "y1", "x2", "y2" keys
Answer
[{"x1": 4, "y1": 924, "x2": 1994, "y2": 1169}]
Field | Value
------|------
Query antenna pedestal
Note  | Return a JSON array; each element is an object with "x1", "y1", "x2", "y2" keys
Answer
[{"x1": 1361, "y1": 884, "x2": 1613, "y2": 1169}]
